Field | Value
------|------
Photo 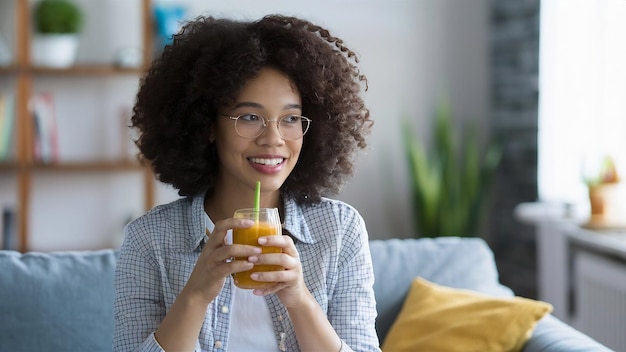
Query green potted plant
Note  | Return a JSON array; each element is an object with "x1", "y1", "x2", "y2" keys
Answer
[
  {"x1": 31, "y1": 0, "x2": 84, "y2": 68},
  {"x1": 403, "y1": 100, "x2": 501, "y2": 238}
]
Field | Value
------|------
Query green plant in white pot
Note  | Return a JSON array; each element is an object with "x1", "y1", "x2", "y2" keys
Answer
[
  {"x1": 403, "y1": 100, "x2": 501, "y2": 238},
  {"x1": 32, "y1": 0, "x2": 83, "y2": 68}
]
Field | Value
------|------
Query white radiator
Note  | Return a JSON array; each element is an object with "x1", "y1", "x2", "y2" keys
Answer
[{"x1": 573, "y1": 251, "x2": 626, "y2": 352}]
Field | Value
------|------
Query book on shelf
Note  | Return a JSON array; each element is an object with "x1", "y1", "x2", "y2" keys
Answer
[
  {"x1": 0, "y1": 93, "x2": 15, "y2": 162},
  {"x1": 1, "y1": 207, "x2": 16, "y2": 250},
  {"x1": 29, "y1": 92, "x2": 59, "y2": 163}
]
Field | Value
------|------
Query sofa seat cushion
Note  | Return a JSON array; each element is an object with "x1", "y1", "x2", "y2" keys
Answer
[
  {"x1": 382, "y1": 277, "x2": 553, "y2": 352},
  {"x1": 0, "y1": 249, "x2": 118, "y2": 352}
]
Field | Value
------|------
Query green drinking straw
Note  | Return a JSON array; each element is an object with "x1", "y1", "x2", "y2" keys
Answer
[{"x1": 254, "y1": 181, "x2": 261, "y2": 222}]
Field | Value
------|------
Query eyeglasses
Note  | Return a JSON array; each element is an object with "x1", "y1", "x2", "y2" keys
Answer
[{"x1": 221, "y1": 113, "x2": 312, "y2": 140}]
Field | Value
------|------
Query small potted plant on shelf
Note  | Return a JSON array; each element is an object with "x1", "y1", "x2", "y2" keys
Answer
[
  {"x1": 32, "y1": 0, "x2": 84, "y2": 68},
  {"x1": 584, "y1": 156, "x2": 626, "y2": 229}
]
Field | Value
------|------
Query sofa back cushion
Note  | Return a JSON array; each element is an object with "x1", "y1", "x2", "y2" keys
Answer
[
  {"x1": 0, "y1": 237, "x2": 510, "y2": 350},
  {"x1": 368, "y1": 237, "x2": 513, "y2": 342},
  {"x1": 0, "y1": 249, "x2": 118, "y2": 352}
]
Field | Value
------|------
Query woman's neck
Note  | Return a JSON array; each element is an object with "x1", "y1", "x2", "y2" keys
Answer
[{"x1": 204, "y1": 185, "x2": 282, "y2": 222}]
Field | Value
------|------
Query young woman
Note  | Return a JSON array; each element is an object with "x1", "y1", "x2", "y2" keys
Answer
[{"x1": 113, "y1": 14, "x2": 379, "y2": 352}]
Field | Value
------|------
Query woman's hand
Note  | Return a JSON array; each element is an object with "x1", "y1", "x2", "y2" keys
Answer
[
  {"x1": 247, "y1": 235, "x2": 310, "y2": 308},
  {"x1": 249, "y1": 235, "x2": 344, "y2": 352},
  {"x1": 183, "y1": 218, "x2": 260, "y2": 304},
  {"x1": 155, "y1": 217, "x2": 260, "y2": 350}
]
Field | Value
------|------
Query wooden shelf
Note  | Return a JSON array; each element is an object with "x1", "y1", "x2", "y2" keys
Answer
[
  {"x1": 0, "y1": 65, "x2": 19, "y2": 75},
  {"x1": 0, "y1": 0, "x2": 156, "y2": 252},
  {"x1": 33, "y1": 161, "x2": 147, "y2": 172},
  {"x1": 0, "y1": 161, "x2": 147, "y2": 173},
  {"x1": 0, "y1": 162, "x2": 18, "y2": 172},
  {"x1": 0, "y1": 65, "x2": 144, "y2": 76},
  {"x1": 32, "y1": 65, "x2": 146, "y2": 76}
]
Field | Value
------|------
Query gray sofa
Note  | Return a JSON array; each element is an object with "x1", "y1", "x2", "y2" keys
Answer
[{"x1": 0, "y1": 237, "x2": 611, "y2": 351}]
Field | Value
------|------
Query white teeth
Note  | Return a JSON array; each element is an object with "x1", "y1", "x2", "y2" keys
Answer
[{"x1": 250, "y1": 158, "x2": 284, "y2": 166}]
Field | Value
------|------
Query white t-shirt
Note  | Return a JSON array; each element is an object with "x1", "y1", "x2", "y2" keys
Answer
[{"x1": 204, "y1": 213, "x2": 277, "y2": 351}]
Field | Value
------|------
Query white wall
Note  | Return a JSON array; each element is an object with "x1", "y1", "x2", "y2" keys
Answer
[{"x1": 0, "y1": 0, "x2": 489, "y2": 250}]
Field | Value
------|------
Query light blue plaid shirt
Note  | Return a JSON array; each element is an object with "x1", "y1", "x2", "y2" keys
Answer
[{"x1": 113, "y1": 194, "x2": 381, "y2": 352}]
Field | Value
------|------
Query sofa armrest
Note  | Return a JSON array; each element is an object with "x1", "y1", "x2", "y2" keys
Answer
[{"x1": 523, "y1": 314, "x2": 613, "y2": 352}]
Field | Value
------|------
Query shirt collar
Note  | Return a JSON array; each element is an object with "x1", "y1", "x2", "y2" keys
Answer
[
  {"x1": 188, "y1": 193, "x2": 317, "y2": 252},
  {"x1": 282, "y1": 197, "x2": 315, "y2": 244}
]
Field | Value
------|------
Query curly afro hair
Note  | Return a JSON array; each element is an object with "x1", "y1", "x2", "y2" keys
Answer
[{"x1": 132, "y1": 14, "x2": 372, "y2": 205}]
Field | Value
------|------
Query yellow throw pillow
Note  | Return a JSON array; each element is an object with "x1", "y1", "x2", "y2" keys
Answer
[{"x1": 382, "y1": 277, "x2": 553, "y2": 352}]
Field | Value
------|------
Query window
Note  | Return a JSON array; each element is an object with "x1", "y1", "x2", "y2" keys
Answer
[{"x1": 539, "y1": 0, "x2": 626, "y2": 208}]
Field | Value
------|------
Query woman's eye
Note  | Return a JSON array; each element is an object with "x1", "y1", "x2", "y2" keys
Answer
[
  {"x1": 282, "y1": 115, "x2": 300, "y2": 124},
  {"x1": 239, "y1": 114, "x2": 261, "y2": 122}
]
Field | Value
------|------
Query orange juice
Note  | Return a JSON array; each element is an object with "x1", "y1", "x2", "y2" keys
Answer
[{"x1": 232, "y1": 221, "x2": 282, "y2": 289}]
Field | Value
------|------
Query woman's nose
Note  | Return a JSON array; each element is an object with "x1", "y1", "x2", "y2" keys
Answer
[{"x1": 257, "y1": 120, "x2": 284, "y2": 145}]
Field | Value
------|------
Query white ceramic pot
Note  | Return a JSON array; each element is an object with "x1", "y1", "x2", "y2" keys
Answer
[
  {"x1": 587, "y1": 182, "x2": 626, "y2": 229},
  {"x1": 32, "y1": 34, "x2": 79, "y2": 68}
]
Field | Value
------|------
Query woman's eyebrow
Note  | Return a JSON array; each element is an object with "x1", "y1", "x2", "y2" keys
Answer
[
  {"x1": 232, "y1": 102, "x2": 302, "y2": 110},
  {"x1": 233, "y1": 102, "x2": 263, "y2": 109},
  {"x1": 284, "y1": 103, "x2": 302, "y2": 110}
]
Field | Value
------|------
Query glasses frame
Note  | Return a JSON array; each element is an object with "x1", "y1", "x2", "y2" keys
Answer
[{"x1": 221, "y1": 113, "x2": 312, "y2": 140}]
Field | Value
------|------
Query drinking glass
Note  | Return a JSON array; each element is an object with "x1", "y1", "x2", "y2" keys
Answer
[{"x1": 232, "y1": 208, "x2": 282, "y2": 289}]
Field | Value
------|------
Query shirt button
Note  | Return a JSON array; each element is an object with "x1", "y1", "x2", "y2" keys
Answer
[
  {"x1": 221, "y1": 305, "x2": 229, "y2": 314},
  {"x1": 214, "y1": 340, "x2": 223, "y2": 349},
  {"x1": 278, "y1": 314, "x2": 283, "y2": 321}
]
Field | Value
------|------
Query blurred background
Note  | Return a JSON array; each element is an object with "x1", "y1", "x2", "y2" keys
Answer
[
  {"x1": 0, "y1": 0, "x2": 492, "y2": 252},
  {"x1": 1, "y1": 0, "x2": 626, "y2": 349}
]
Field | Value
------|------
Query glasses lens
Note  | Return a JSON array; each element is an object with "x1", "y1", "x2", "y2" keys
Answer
[
  {"x1": 279, "y1": 115, "x2": 310, "y2": 140},
  {"x1": 234, "y1": 114, "x2": 265, "y2": 138}
]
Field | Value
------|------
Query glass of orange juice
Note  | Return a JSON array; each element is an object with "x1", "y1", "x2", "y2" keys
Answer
[{"x1": 232, "y1": 208, "x2": 283, "y2": 289}]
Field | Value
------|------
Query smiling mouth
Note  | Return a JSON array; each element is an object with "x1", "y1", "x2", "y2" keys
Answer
[{"x1": 249, "y1": 157, "x2": 285, "y2": 166}]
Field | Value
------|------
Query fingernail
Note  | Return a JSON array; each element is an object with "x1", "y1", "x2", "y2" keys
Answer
[
  {"x1": 251, "y1": 273, "x2": 259, "y2": 280},
  {"x1": 248, "y1": 256, "x2": 258, "y2": 263},
  {"x1": 252, "y1": 247, "x2": 262, "y2": 254},
  {"x1": 258, "y1": 237, "x2": 267, "y2": 244},
  {"x1": 241, "y1": 219, "x2": 254, "y2": 227}
]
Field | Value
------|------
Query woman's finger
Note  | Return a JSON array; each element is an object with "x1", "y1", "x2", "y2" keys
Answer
[
  {"x1": 205, "y1": 218, "x2": 254, "y2": 249},
  {"x1": 250, "y1": 269, "x2": 297, "y2": 284},
  {"x1": 258, "y1": 234, "x2": 299, "y2": 258},
  {"x1": 210, "y1": 244, "x2": 262, "y2": 263}
]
